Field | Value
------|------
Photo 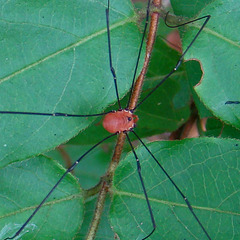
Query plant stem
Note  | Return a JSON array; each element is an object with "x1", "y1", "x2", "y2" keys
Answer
[
  {"x1": 129, "y1": 0, "x2": 161, "y2": 110},
  {"x1": 85, "y1": 1, "x2": 162, "y2": 239}
]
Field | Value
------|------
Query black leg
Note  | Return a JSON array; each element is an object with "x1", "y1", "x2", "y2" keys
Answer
[
  {"x1": 126, "y1": 0, "x2": 152, "y2": 109},
  {"x1": 0, "y1": 110, "x2": 113, "y2": 117},
  {"x1": 132, "y1": 130, "x2": 211, "y2": 240},
  {"x1": 125, "y1": 132, "x2": 156, "y2": 240},
  {"x1": 4, "y1": 132, "x2": 117, "y2": 240},
  {"x1": 133, "y1": 14, "x2": 211, "y2": 111},
  {"x1": 106, "y1": 0, "x2": 121, "y2": 109}
]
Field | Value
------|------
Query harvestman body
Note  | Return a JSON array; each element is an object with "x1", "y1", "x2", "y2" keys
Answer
[
  {"x1": 103, "y1": 109, "x2": 138, "y2": 133},
  {"x1": 0, "y1": 0, "x2": 213, "y2": 239}
]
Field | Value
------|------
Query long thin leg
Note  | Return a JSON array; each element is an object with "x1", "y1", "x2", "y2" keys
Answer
[
  {"x1": 0, "y1": 110, "x2": 113, "y2": 117},
  {"x1": 4, "y1": 132, "x2": 117, "y2": 240},
  {"x1": 126, "y1": 0, "x2": 151, "y2": 109},
  {"x1": 133, "y1": 14, "x2": 211, "y2": 111},
  {"x1": 165, "y1": 13, "x2": 211, "y2": 68},
  {"x1": 132, "y1": 130, "x2": 211, "y2": 240},
  {"x1": 106, "y1": 0, "x2": 121, "y2": 109},
  {"x1": 225, "y1": 101, "x2": 240, "y2": 104},
  {"x1": 125, "y1": 132, "x2": 156, "y2": 240}
]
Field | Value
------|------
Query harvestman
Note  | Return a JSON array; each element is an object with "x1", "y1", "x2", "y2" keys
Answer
[{"x1": 1, "y1": 0, "x2": 212, "y2": 239}]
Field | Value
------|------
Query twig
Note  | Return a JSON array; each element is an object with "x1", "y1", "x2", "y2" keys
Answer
[{"x1": 85, "y1": 1, "x2": 162, "y2": 239}]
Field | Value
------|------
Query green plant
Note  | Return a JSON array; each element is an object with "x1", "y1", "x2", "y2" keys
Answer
[{"x1": 0, "y1": 0, "x2": 239, "y2": 239}]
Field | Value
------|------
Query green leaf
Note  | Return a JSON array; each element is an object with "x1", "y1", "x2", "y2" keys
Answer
[
  {"x1": 0, "y1": 0, "x2": 143, "y2": 166},
  {"x1": 1, "y1": 0, "x2": 240, "y2": 239},
  {"x1": 110, "y1": 138, "x2": 240, "y2": 239},
  {"x1": 203, "y1": 118, "x2": 240, "y2": 138},
  {"x1": 171, "y1": 0, "x2": 213, "y2": 18},
  {"x1": 137, "y1": 38, "x2": 191, "y2": 135},
  {"x1": 174, "y1": 0, "x2": 240, "y2": 129},
  {"x1": 0, "y1": 156, "x2": 84, "y2": 239}
]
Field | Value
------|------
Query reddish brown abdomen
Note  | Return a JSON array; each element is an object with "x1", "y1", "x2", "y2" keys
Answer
[{"x1": 103, "y1": 110, "x2": 138, "y2": 133}]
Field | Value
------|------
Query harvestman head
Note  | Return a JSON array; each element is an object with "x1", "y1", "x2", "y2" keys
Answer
[{"x1": 0, "y1": 0, "x2": 223, "y2": 239}]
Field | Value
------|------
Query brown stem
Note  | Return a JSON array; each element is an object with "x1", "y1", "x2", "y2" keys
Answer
[
  {"x1": 129, "y1": 0, "x2": 161, "y2": 110},
  {"x1": 85, "y1": 133, "x2": 126, "y2": 240},
  {"x1": 85, "y1": 181, "x2": 109, "y2": 240},
  {"x1": 85, "y1": 1, "x2": 161, "y2": 239},
  {"x1": 57, "y1": 145, "x2": 73, "y2": 172}
]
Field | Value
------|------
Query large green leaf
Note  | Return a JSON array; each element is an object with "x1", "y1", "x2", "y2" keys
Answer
[
  {"x1": 110, "y1": 138, "x2": 240, "y2": 239},
  {"x1": 173, "y1": 0, "x2": 240, "y2": 129},
  {"x1": 0, "y1": 156, "x2": 83, "y2": 239},
  {"x1": 0, "y1": 0, "x2": 143, "y2": 166},
  {"x1": 0, "y1": 0, "x2": 239, "y2": 240}
]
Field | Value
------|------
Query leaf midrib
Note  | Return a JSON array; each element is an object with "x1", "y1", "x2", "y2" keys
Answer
[
  {"x1": 113, "y1": 189, "x2": 240, "y2": 216},
  {"x1": 0, "y1": 193, "x2": 82, "y2": 220},
  {"x1": 0, "y1": 16, "x2": 135, "y2": 84},
  {"x1": 193, "y1": 24, "x2": 240, "y2": 49}
]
